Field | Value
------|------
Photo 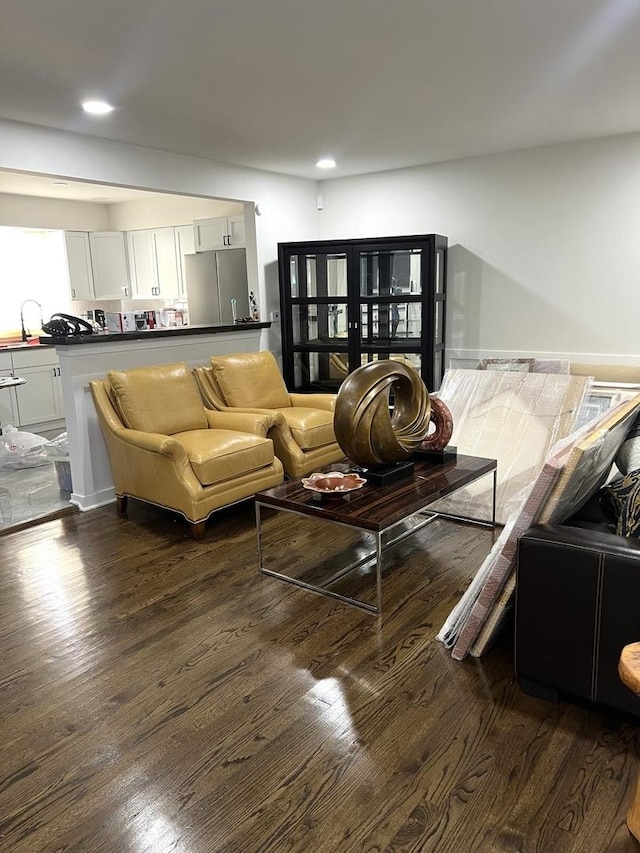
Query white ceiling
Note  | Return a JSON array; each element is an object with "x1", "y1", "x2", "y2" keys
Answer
[
  {"x1": 1, "y1": 0, "x2": 640, "y2": 182},
  {"x1": 0, "y1": 170, "x2": 161, "y2": 203}
]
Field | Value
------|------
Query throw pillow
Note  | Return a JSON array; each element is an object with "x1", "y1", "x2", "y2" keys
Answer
[
  {"x1": 601, "y1": 469, "x2": 640, "y2": 536},
  {"x1": 615, "y1": 412, "x2": 640, "y2": 474}
]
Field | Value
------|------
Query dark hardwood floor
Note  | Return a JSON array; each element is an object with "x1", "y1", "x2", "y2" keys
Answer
[{"x1": 0, "y1": 499, "x2": 638, "y2": 852}]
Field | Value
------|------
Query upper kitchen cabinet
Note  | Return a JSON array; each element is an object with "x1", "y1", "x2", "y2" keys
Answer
[
  {"x1": 153, "y1": 228, "x2": 181, "y2": 299},
  {"x1": 89, "y1": 232, "x2": 130, "y2": 299},
  {"x1": 64, "y1": 232, "x2": 94, "y2": 301},
  {"x1": 193, "y1": 215, "x2": 245, "y2": 251},
  {"x1": 127, "y1": 227, "x2": 182, "y2": 300},
  {"x1": 126, "y1": 230, "x2": 155, "y2": 299},
  {"x1": 175, "y1": 224, "x2": 195, "y2": 298}
]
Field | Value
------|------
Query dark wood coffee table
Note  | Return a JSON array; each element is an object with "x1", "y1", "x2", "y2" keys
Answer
[{"x1": 255, "y1": 454, "x2": 497, "y2": 615}]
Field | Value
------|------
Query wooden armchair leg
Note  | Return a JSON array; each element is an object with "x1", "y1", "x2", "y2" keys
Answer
[
  {"x1": 116, "y1": 495, "x2": 128, "y2": 513},
  {"x1": 190, "y1": 520, "x2": 207, "y2": 540}
]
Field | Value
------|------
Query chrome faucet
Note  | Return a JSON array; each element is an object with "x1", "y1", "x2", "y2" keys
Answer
[{"x1": 20, "y1": 299, "x2": 43, "y2": 342}]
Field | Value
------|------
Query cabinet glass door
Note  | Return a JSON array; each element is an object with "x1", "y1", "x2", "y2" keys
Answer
[
  {"x1": 288, "y1": 252, "x2": 348, "y2": 300},
  {"x1": 357, "y1": 248, "x2": 422, "y2": 344},
  {"x1": 286, "y1": 250, "x2": 349, "y2": 391}
]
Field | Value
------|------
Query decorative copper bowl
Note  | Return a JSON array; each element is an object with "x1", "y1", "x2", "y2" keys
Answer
[{"x1": 301, "y1": 471, "x2": 366, "y2": 496}]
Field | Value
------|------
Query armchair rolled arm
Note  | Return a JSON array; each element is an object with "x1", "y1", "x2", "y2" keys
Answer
[
  {"x1": 113, "y1": 428, "x2": 190, "y2": 462},
  {"x1": 289, "y1": 393, "x2": 336, "y2": 412},
  {"x1": 205, "y1": 409, "x2": 276, "y2": 437}
]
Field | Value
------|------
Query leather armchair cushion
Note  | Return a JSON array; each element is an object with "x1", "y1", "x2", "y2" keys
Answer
[
  {"x1": 109, "y1": 362, "x2": 207, "y2": 435},
  {"x1": 280, "y1": 407, "x2": 336, "y2": 450},
  {"x1": 211, "y1": 351, "x2": 290, "y2": 409},
  {"x1": 175, "y1": 429, "x2": 274, "y2": 486}
]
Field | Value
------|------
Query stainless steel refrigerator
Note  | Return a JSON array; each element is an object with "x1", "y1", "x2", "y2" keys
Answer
[{"x1": 184, "y1": 249, "x2": 249, "y2": 325}]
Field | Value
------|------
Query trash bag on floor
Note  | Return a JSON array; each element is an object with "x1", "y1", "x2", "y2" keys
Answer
[
  {"x1": 0, "y1": 424, "x2": 50, "y2": 469},
  {"x1": 44, "y1": 431, "x2": 69, "y2": 460},
  {"x1": 44, "y1": 432, "x2": 72, "y2": 491}
]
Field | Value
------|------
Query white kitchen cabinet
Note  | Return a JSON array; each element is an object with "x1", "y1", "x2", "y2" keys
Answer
[
  {"x1": 193, "y1": 215, "x2": 246, "y2": 251},
  {"x1": 64, "y1": 231, "x2": 95, "y2": 301},
  {"x1": 12, "y1": 349, "x2": 63, "y2": 428},
  {"x1": 128, "y1": 227, "x2": 181, "y2": 300},
  {"x1": 5, "y1": 348, "x2": 64, "y2": 431},
  {"x1": 89, "y1": 232, "x2": 130, "y2": 299},
  {"x1": 0, "y1": 353, "x2": 19, "y2": 427},
  {"x1": 175, "y1": 224, "x2": 195, "y2": 298},
  {"x1": 13, "y1": 364, "x2": 62, "y2": 426},
  {"x1": 153, "y1": 227, "x2": 181, "y2": 299},
  {"x1": 227, "y1": 215, "x2": 246, "y2": 248},
  {"x1": 127, "y1": 230, "x2": 156, "y2": 299}
]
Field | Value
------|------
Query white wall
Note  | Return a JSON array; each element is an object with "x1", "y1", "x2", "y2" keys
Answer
[
  {"x1": 107, "y1": 195, "x2": 243, "y2": 230},
  {"x1": 0, "y1": 118, "x2": 320, "y2": 354},
  {"x1": 319, "y1": 133, "x2": 640, "y2": 366},
  {"x1": 0, "y1": 192, "x2": 110, "y2": 230},
  {"x1": 4, "y1": 117, "x2": 639, "y2": 367}
]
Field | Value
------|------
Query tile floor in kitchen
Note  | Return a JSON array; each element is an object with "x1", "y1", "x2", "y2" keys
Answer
[{"x1": 0, "y1": 457, "x2": 76, "y2": 534}]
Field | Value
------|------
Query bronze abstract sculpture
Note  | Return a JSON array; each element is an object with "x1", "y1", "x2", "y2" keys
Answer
[{"x1": 334, "y1": 361, "x2": 432, "y2": 468}]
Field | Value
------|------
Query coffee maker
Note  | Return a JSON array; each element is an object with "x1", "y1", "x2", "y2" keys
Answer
[
  {"x1": 86, "y1": 309, "x2": 107, "y2": 332},
  {"x1": 133, "y1": 311, "x2": 157, "y2": 330}
]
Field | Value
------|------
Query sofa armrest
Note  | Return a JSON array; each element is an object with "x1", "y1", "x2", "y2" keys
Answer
[
  {"x1": 289, "y1": 393, "x2": 336, "y2": 412},
  {"x1": 519, "y1": 523, "x2": 640, "y2": 559},
  {"x1": 205, "y1": 409, "x2": 276, "y2": 437}
]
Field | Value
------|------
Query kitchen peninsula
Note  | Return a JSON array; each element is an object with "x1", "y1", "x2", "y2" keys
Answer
[{"x1": 42, "y1": 322, "x2": 270, "y2": 511}]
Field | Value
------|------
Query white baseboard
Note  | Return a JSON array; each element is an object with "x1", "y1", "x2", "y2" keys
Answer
[{"x1": 70, "y1": 488, "x2": 115, "y2": 512}]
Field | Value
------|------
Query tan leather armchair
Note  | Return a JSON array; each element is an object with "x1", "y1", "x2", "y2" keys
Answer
[
  {"x1": 89, "y1": 361, "x2": 284, "y2": 539},
  {"x1": 193, "y1": 351, "x2": 345, "y2": 479}
]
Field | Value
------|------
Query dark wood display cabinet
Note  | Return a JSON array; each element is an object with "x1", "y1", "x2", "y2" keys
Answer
[{"x1": 277, "y1": 234, "x2": 447, "y2": 394}]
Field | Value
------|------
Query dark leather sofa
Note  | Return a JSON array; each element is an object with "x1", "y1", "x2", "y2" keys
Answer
[{"x1": 514, "y1": 494, "x2": 640, "y2": 720}]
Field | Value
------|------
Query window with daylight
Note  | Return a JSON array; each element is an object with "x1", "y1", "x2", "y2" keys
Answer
[{"x1": 0, "y1": 227, "x2": 70, "y2": 337}]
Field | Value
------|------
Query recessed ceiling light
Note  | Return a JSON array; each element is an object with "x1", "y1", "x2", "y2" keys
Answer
[
  {"x1": 82, "y1": 100, "x2": 114, "y2": 116},
  {"x1": 316, "y1": 158, "x2": 336, "y2": 169}
]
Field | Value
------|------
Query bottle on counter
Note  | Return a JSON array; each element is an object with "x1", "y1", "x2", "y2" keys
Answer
[{"x1": 249, "y1": 291, "x2": 259, "y2": 321}]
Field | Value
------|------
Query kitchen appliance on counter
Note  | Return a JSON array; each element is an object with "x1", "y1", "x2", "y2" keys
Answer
[
  {"x1": 134, "y1": 311, "x2": 158, "y2": 330},
  {"x1": 184, "y1": 248, "x2": 249, "y2": 325},
  {"x1": 159, "y1": 308, "x2": 186, "y2": 327},
  {"x1": 104, "y1": 311, "x2": 158, "y2": 332},
  {"x1": 106, "y1": 312, "x2": 136, "y2": 333},
  {"x1": 87, "y1": 309, "x2": 107, "y2": 331}
]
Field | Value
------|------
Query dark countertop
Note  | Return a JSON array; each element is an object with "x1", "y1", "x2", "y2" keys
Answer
[
  {"x1": 38, "y1": 321, "x2": 270, "y2": 346},
  {"x1": 0, "y1": 341, "x2": 54, "y2": 352}
]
